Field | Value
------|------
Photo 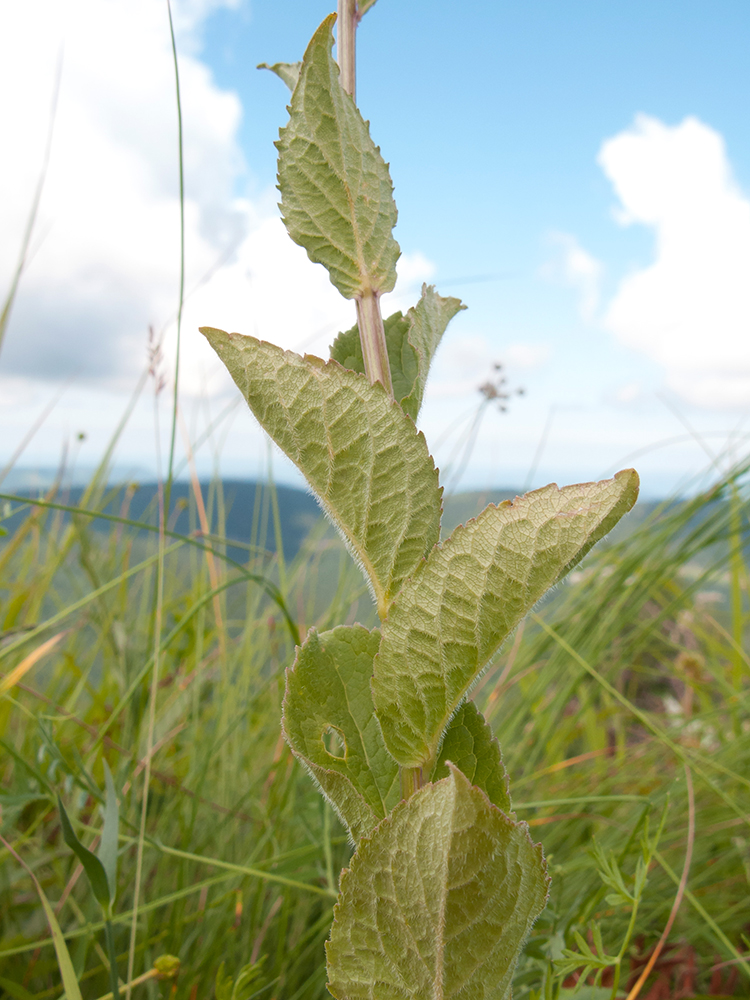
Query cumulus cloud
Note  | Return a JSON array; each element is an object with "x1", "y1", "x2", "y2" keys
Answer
[
  {"x1": 504, "y1": 342, "x2": 551, "y2": 370},
  {"x1": 600, "y1": 114, "x2": 750, "y2": 408},
  {"x1": 0, "y1": 0, "x2": 249, "y2": 385},
  {"x1": 543, "y1": 232, "x2": 602, "y2": 321},
  {"x1": 174, "y1": 227, "x2": 435, "y2": 397},
  {"x1": 0, "y1": 0, "x2": 434, "y2": 406}
]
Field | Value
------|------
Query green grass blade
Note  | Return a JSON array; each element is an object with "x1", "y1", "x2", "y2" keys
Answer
[
  {"x1": 99, "y1": 761, "x2": 119, "y2": 902},
  {"x1": 0, "y1": 835, "x2": 84, "y2": 1000},
  {"x1": 58, "y1": 795, "x2": 111, "y2": 911}
]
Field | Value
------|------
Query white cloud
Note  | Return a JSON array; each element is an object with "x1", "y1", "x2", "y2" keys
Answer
[
  {"x1": 171, "y1": 240, "x2": 439, "y2": 398},
  {"x1": 427, "y1": 333, "x2": 496, "y2": 398},
  {"x1": 0, "y1": 3, "x2": 438, "y2": 475},
  {"x1": 599, "y1": 114, "x2": 750, "y2": 408},
  {"x1": 504, "y1": 343, "x2": 551, "y2": 370},
  {"x1": 0, "y1": 0, "x2": 435, "y2": 408},
  {"x1": 543, "y1": 232, "x2": 603, "y2": 321},
  {"x1": 0, "y1": 0, "x2": 248, "y2": 385}
]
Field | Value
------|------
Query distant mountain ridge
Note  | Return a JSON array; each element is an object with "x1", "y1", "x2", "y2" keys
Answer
[
  {"x1": 2, "y1": 480, "x2": 322, "y2": 563},
  {"x1": 2, "y1": 477, "x2": 663, "y2": 562}
]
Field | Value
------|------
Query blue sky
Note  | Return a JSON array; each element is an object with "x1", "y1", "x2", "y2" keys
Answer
[{"x1": 1, "y1": 0, "x2": 749, "y2": 497}]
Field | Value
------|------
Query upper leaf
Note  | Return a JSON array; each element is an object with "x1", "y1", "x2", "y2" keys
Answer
[
  {"x1": 258, "y1": 61, "x2": 302, "y2": 93},
  {"x1": 282, "y1": 625, "x2": 400, "y2": 842},
  {"x1": 432, "y1": 701, "x2": 511, "y2": 814},
  {"x1": 373, "y1": 471, "x2": 640, "y2": 766},
  {"x1": 358, "y1": 0, "x2": 379, "y2": 15},
  {"x1": 201, "y1": 330, "x2": 442, "y2": 618},
  {"x1": 276, "y1": 14, "x2": 400, "y2": 300},
  {"x1": 400, "y1": 285, "x2": 466, "y2": 420},
  {"x1": 326, "y1": 764, "x2": 549, "y2": 1000},
  {"x1": 330, "y1": 285, "x2": 465, "y2": 421}
]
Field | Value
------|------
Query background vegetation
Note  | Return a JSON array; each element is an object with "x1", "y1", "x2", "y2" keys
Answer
[
  {"x1": 1, "y1": 2, "x2": 748, "y2": 994},
  {"x1": 0, "y1": 447, "x2": 748, "y2": 999}
]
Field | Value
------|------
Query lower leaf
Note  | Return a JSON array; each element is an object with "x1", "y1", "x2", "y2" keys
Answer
[
  {"x1": 326, "y1": 765, "x2": 549, "y2": 1000},
  {"x1": 282, "y1": 625, "x2": 400, "y2": 842},
  {"x1": 284, "y1": 628, "x2": 514, "y2": 841}
]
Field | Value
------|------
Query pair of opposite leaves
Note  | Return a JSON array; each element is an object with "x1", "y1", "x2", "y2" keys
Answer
[
  {"x1": 202, "y1": 12, "x2": 639, "y2": 998},
  {"x1": 201, "y1": 325, "x2": 637, "y2": 999},
  {"x1": 203, "y1": 324, "x2": 639, "y2": 792},
  {"x1": 202, "y1": 322, "x2": 638, "y2": 999},
  {"x1": 203, "y1": 18, "x2": 638, "y2": 777}
]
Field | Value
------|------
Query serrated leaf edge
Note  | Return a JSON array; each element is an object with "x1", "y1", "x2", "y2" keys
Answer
[
  {"x1": 202, "y1": 328, "x2": 443, "y2": 619},
  {"x1": 373, "y1": 470, "x2": 639, "y2": 765},
  {"x1": 326, "y1": 765, "x2": 549, "y2": 997}
]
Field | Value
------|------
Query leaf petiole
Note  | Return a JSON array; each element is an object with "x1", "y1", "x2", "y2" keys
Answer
[
  {"x1": 400, "y1": 766, "x2": 423, "y2": 800},
  {"x1": 356, "y1": 288, "x2": 394, "y2": 397}
]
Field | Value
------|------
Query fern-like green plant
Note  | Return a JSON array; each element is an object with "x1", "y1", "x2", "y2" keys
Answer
[{"x1": 203, "y1": 5, "x2": 639, "y2": 996}]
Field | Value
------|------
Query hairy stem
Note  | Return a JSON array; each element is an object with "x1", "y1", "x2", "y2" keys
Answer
[
  {"x1": 400, "y1": 765, "x2": 423, "y2": 800},
  {"x1": 336, "y1": 1, "x2": 394, "y2": 399},
  {"x1": 337, "y1": 0, "x2": 357, "y2": 100},
  {"x1": 356, "y1": 289, "x2": 393, "y2": 397}
]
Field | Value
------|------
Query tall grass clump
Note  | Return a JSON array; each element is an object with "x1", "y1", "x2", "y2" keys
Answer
[
  {"x1": 0, "y1": 464, "x2": 375, "y2": 997},
  {"x1": 2, "y1": 461, "x2": 749, "y2": 997},
  {"x1": 1, "y1": 2, "x2": 749, "y2": 999}
]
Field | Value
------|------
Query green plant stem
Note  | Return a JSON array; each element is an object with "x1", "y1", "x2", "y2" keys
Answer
[
  {"x1": 355, "y1": 288, "x2": 394, "y2": 398},
  {"x1": 335, "y1": 0, "x2": 393, "y2": 399},
  {"x1": 93, "y1": 965, "x2": 159, "y2": 1000},
  {"x1": 104, "y1": 918, "x2": 121, "y2": 1000},
  {"x1": 126, "y1": 429, "x2": 166, "y2": 1000},
  {"x1": 337, "y1": 0, "x2": 357, "y2": 100},
  {"x1": 609, "y1": 896, "x2": 642, "y2": 999},
  {"x1": 729, "y1": 483, "x2": 745, "y2": 708},
  {"x1": 164, "y1": 0, "x2": 185, "y2": 515},
  {"x1": 400, "y1": 766, "x2": 423, "y2": 800}
]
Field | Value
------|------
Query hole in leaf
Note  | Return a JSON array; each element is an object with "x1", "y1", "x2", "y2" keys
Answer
[{"x1": 322, "y1": 725, "x2": 347, "y2": 760}]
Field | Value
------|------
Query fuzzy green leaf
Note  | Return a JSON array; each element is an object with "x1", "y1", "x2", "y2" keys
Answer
[
  {"x1": 400, "y1": 285, "x2": 466, "y2": 420},
  {"x1": 330, "y1": 285, "x2": 465, "y2": 421},
  {"x1": 99, "y1": 760, "x2": 119, "y2": 902},
  {"x1": 58, "y1": 795, "x2": 111, "y2": 912},
  {"x1": 284, "y1": 630, "x2": 512, "y2": 839},
  {"x1": 373, "y1": 471, "x2": 640, "y2": 766},
  {"x1": 200, "y1": 331, "x2": 442, "y2": 618},
  {"x1": 432, "y1": 701, "x2": 511, "y2": 814},
  {"x1": 358, "y1": 0, "x2": 379, "y2": 15},
  {"x1": 326, "y1": 764, "x2": 549, "y2": 1000},
  {"x1": 282, "y1": 625, "x2": 399, "y2": 841},
  {"x1": 258, "y1": 61, "x2": 302, "y2": 92},
  {"x1": 277, "y1": 14, "x2": 400, "y2": 299}
]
